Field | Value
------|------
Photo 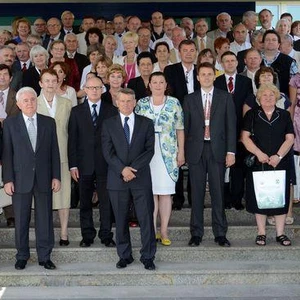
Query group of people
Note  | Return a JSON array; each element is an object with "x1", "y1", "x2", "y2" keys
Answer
[{"x1": 0, "y1": 7, "x2": 300, "y2": 271}]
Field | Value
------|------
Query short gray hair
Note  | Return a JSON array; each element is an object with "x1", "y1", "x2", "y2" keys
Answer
[
  {"x1": 117, "y1": 88, "x2": 135, "y2": 100},
  {"x1": 16, "y1": 87, "x2": 37, "y2": 102},
  {"x1": 29, "y1": 45, "x2": 49, "y2": 64},
  {"x1": 242, "y1": 11, "x2": 258, "y2": 23}
]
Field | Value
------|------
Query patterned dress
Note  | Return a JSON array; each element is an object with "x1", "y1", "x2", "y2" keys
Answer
[{"x1": 135, "y1": 96, "x2": 184, "y2": 194}]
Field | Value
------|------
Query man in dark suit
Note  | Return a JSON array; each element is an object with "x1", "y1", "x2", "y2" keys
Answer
[
  {"x1": 2, "y1": 87, "x2": 61, "y2": 270},
  {"x1": 0, "y1": 64, "x2": 20, "y2": 227},
  {"x1": 68, "y1": 76, "x2": 117, "y2": 248},
  {"x1": 214, "y1": 51, "x2": 255, "y2": 210},
  {"x1": 102, "y1": 88, "x2": 156, "y2": 270},
  {"x1": 11, "y1": 42, "x2": 32, "y2": 73},
  {"x1": 43, "y1": 18, "x2": 64, "y2": 50},
  {"x1": 184, "y1": 62, "x2": 236, "y2": 247},
  {"x1": 164, "y1": 39, "x2": 200, "y2": 210},
  {"x1": 64, "y1": 33, "x2": 90, "y2": 78}
]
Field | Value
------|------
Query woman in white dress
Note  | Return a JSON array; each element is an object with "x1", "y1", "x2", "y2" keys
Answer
[
  {"x1": 37, "y1": 69, "x2": 72, "y2": 246},
  {"x1": 50, "y1": 61, "x2": 77, "y2": 107},
  {"x1": 135, "y1": 72, "x2": 185, "y2": 245}
]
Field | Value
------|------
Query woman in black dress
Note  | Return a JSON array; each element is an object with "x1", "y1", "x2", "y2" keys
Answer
[{"x1": 241, "y1": 83, "x2": 294, "y2": 246}]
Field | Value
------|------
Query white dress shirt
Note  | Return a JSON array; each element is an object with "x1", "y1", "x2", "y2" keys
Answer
[{"x1": 120, "y1": 112, "x2": 135, "y2": 143}]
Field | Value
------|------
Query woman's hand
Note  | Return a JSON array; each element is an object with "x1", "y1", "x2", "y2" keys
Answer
[
  {"x1": 177, "y1": 151, "x2": 185, "y2": 167},
  {"x1": 268, "y1": 155, "x2": 281, "y2": 168},
  {"x1": 256, "y1": 151, "x2": 269, "y2": 164}
]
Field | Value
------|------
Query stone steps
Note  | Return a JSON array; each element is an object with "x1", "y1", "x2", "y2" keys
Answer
[
  {"x1": 1, "y1": 207, "x2": 300, "y2": 288},
  {"x1": 1, "y1": 260, "x2": 300, "y2": 287}
]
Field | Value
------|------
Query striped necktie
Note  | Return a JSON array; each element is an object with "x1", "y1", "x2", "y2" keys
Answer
[
  {"x1": 124, "y1": 116, "x2": 130, "y2": 144},
  {"x1": 92, "y1": 104, "x2": 97, "y2": 126}
]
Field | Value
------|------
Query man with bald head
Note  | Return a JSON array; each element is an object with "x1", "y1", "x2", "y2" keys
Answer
[
  {"x1": 230, "y1": 23, "x2": 251, "y2": 55},
  {"x1": 43, "y1": 17, "x2": 64, "y2": 50},
  {"x1": 68, "y1": 76, "x2": 118, "y2": 248}
]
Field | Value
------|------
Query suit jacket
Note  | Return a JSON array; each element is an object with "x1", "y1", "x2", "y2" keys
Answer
[
  {"x1": 43, "y1": 33, "x2": 65, "y2": 49},
  {"x1": 37, "y1": 95, "x2": 72, "y2": 163},
  {"x1": 183, "y1": 88, "x2": 236, "y2": 164},
  {"x1": 214, "y1": 74, "x2": 254, "y2": 137},
  {"x1": 11, "y1": 70, "x2": 22, "y2": 92},
  {"x1": 72, "y1": 52, "x2": 90, "y2": 77},
  {"x1": 102, "y1": 113, "x2": 154, "y2": 190},
  {"x1": 193, "y1": 36, "x2": 214, "y2": 52},
  {"x1": 5, "y1": 88, "x2": 19, "y2": 117},
  {"x1": 22, "y1": 67, "x2": 41, "y2": 96},
  {"x1": 127, "y1": 76, "x2": 148, "y2": 101},
  {"x1": 11, "y1": 61, "x2": 33, "y2": 73},
  {"x1": 294, "y1": 40, "x2": 300, "y2": 52},
  {"x1": 68, "y1": 100, "x2": 118, "y2": 177},
  {"x1": 237, "y1": 49, "x2": 248, "y2": 73},
  {"x1": 2, "y1": 113, "x2": 60, "y2": 193},
  {"x1": 164, "y1": 63, "x2": 200, "y2": 104}
]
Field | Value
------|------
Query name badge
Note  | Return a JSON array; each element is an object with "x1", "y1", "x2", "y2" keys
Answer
[
  {"x1": 155, "y1": 125, "x2": 162, "y2": 133},
  {"x1": 205, "y1": 120, "x2": 210, "y2": 126}
]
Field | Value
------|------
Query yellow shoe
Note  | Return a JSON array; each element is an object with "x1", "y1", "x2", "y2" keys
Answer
[
  {"x1": 155, "y1": 233, "x2": 161, "y2": 242},
  {"x1": 161, "y1": 238, "x2": 171, "y2": 246}
]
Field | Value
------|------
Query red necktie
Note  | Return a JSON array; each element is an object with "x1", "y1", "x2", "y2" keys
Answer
[
  {"x1": 22, "y1": 63, "x2": 27, "y2": 72},
  {"x1": 228, "y1": 76, "x2": 234, "y2": 93},
  {"x1": 204, "y1": 93, "x2": 211, "y2": 140}
]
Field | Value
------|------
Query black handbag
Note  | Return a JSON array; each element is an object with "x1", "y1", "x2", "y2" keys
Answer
[{"x1": 244, "y1": 111, "x2": 256, "y2": 167}]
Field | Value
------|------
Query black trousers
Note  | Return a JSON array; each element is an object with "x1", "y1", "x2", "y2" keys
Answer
[
  {"x1": 173, "y1": 168, "x2": 191, "y2": 207},
  {"x1": 79, "y1": 173, "x2": 114, "y2": 242},
  {"x1": 189, "y1": 142, "x2": 228, "y2": 238},
  {"x1": 109, "y1": 188, "x2": 156, "y2": 261},
  {"x1": 13, "y1": 185, "x2": 54, "y2": 262}
]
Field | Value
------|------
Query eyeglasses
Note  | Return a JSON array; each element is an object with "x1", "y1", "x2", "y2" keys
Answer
[
  {"x1": 47, "y1": 24, "x2": 59, "y2": 28},
  {"x1": 85, "y1": 86, "x2": 103, "y2": 91}
]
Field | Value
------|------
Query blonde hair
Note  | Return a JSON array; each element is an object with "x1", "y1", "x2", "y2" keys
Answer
[
  {"x1": 122, "y1": 31, "x2": 138, "y2": 45},
  {"x1": 256, "y1": 83, "x2": 281, "y2": 103},
  {"x1": 106, "y1": 63, "x2": 126, "y2": 80}
]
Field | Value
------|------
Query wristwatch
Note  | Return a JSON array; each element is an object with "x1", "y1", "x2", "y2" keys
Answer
[{"x1": 276, "y1": 153, "x2": 283, "y2": 160}]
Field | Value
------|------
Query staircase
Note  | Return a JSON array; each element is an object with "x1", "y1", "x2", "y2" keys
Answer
[{"x1": 0, "y1": 204, "x2": 300, "y2": 287}]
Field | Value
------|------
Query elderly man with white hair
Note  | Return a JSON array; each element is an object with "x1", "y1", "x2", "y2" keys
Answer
[{"x1": 207, "y1": 12, "x2": 233, "y2": 42}]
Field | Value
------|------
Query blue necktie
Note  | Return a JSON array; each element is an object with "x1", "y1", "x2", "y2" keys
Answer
[
  {"x1": 124, "y1": 116, "x2": 130, "y2": 144},
  {"x1": 92, "y1": 104, "x2": 97, "y2": 127}
]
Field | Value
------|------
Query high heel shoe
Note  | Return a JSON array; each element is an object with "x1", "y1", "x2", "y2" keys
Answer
[
  {"x1": 59, "y1": 238, "x2": 70, "y2": 246},
  {"x1": 161, "y1": 238, "x2": 171, "y2": 246},
  {"x1": 155, "y1": 233, "x2": 161, "y2": 242}
]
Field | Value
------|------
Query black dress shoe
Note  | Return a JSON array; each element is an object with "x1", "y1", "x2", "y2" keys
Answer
[
  {"x1": 116, "y1": 256, "x2": 134, "y2": 269},
  {"x1": 214, "y1": 236, "x2": 231, "y2": 247},
  {"x1": 103, "y1": 238, "x2": 116, "y2": 247},
  {"x1": 7, "y1": 217, "x2": 15, "y2": 227},
  {"x1": 59, "y1": 238, "x2": 70, "y2": 246},
  {"x1": 234, "y1": 203, "x2": 245, "y2": 210},
  {"x1": 39, "y1": 260, "x2": 56, "y2": 270},
  {"x1": 225, "y1": 203, "x2": 232, "y2": 209},
  {"x1": 142, "y1": 259, "x2": 156, "y2": 270},
  {"x1": 15, "y1": 260, "x2": 27, "y2": 270},
  {"x1": 79, "y1": 239, "x2": 93, "y2": 247},
  {"x1": 188, "y1": 236, "x2": 202, "y2": 246}
]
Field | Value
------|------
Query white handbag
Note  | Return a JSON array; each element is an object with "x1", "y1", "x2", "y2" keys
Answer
[{"x1": 252, "y1": 169, "x2": 286, "y2": 209}]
